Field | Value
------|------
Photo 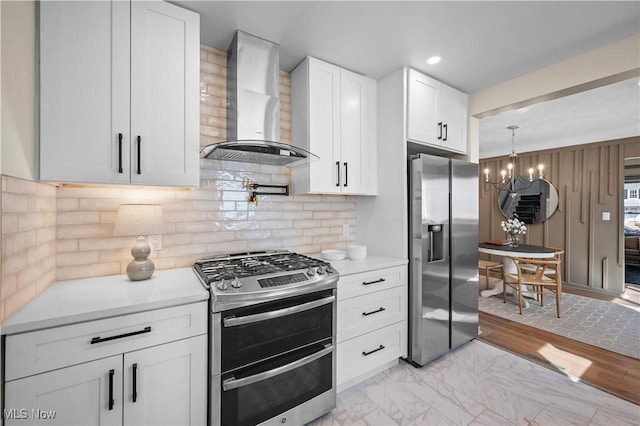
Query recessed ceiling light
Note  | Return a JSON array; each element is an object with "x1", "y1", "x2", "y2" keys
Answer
[{"x1": 426, "y1": 56, "x2": 441, "y2": 65}]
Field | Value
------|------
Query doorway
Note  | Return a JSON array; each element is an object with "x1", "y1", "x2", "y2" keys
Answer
[{"x1": 623, "y1": 157, "x2": 640, "y2": 290}]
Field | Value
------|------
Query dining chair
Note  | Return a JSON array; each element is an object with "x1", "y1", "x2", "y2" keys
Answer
[
  {"x1": 503, "y1": 256, "x2": 562, "y2": 317},
  {"x1": 478, "y1": 259, "x2": 504, "y2": 290}
]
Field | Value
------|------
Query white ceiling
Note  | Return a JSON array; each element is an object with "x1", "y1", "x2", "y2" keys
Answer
[
  {"x1": 479, "y1": 76, "x2": 640, "y2": 158},
  {"x1": 172, "y1": 1, "x2": 640, "y2": 157}
]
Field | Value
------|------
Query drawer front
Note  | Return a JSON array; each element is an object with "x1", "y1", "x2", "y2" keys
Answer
[
  {"x1": 337, "y1": 321, "x2": 407, "y2": 387},
  {"x1": 338, "y1": 265, "x2": 406, "y2": 300},
  {"x1": 5, "y1": 302, "x2": 207, "y2": 381},
  {"x1": 337, "y1": 286, "x2": 406, "y2": 342}
]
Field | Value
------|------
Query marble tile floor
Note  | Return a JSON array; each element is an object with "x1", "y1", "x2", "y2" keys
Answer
[{"x1": 308, "y1": 340, "x2": 640, "y2": 426}]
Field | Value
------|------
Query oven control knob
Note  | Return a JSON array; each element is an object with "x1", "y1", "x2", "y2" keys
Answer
[
  {"x1": 306, "y1": 267, "x2": 316, "y2": 277},
  {"x1": 231, "y1": 277, "x2": 242, "y2": 288},
  {"x1": 326, "y1": 265, "x2": 334, "y2": 274},
  {"x1": 216, "y1": 279, "x2": 229, "y2": 291},
  {"x1": 317, "y1": 265, "x2": 326, "y2": 275}
]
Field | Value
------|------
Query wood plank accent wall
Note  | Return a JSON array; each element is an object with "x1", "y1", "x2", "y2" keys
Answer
[{"x1": 479, "y1": 136, "x2": 639, "y2": 295}]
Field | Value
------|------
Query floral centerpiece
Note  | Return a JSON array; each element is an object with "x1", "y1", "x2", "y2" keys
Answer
[{"x1": 501, "y1": 215, "x2": 527, "y2": 246}]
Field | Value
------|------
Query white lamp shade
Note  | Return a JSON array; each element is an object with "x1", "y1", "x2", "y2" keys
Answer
[{"x1": 113, "y1": 204, "x2": 164, "y2": 236}]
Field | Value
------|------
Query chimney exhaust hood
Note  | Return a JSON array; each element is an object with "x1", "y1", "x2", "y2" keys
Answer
[{"x1": 200, "y1": 30, "x2": 318, "y2": 167}]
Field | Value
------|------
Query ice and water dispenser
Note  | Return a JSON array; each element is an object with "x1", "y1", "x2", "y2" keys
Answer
[{"x1": 426, "y1": 224, "x2": 444, "y2": 262}]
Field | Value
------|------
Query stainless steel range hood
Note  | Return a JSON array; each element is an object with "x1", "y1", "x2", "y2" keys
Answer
[{"x1": 200, "y1": 31, "x2": 318, "y2": 167}]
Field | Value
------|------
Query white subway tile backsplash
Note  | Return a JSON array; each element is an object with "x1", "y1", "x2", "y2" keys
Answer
[{"x1": 0, "y1": 45, "x2": 358, "y2": 322}]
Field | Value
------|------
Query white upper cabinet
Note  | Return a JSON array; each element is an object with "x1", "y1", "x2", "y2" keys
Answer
[
  {"x1": 291, "y1": 57, "x2": 377, "y2": 195},
  {"x1": 38, "y1": 1, "x2": 200, "y2": 187},
  {"x1": 407, "y1": 69, "x2": 468, "y2": 154}
]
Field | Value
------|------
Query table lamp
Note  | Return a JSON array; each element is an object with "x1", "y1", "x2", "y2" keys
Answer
[{"x1": 113, "y1": 204, "x2": 164, "y2": 281}]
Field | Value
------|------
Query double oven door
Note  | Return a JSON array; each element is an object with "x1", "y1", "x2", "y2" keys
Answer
[{"x1": 211, "y1": 289, "x2": 336, "y2": 426}]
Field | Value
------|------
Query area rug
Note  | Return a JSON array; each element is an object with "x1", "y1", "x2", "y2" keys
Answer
[{"x1": 478, "y1": 281, "x2": 640, "y2": 359}]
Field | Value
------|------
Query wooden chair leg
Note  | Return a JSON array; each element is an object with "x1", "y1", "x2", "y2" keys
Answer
[
  {"x1": 503, "y1": 280, "x2": 507, "y2": 304},
  {"x1": 555, "y1": 289, "x2": 560, "y2": 318},
  {"x1": 516, "y1": 283, "x2": 523, "y2": 315},
  {"x1": 485, "y1": 266, "x2": 490, "y2": 290}
]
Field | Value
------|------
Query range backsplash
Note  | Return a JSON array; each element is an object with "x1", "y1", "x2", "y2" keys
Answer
[{"x1": 0, "y1": 45, "x2": 357, "y2": 321}]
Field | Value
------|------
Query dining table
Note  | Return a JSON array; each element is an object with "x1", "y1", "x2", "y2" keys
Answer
[{"x1": 478, "y1": 242, "x2": 556, "y2": 306}]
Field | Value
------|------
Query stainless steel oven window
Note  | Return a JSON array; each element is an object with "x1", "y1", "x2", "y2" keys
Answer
[
  {"x1": 218, "y1": 290, "x2": 334, "y2": 372},
  {"x1": 219, "y1": 340, "x2": 334, "y2": 426}
]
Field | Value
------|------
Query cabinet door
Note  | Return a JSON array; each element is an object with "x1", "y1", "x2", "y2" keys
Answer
[
  {"x1": 407, "y1": 69, "x2": 440, "y2": 145},
  {"x1": 340, "y1": 69, "x2": 364, "y2": 194},
  {"x1": 130, "y1": 1, "x2": 200, "y2": 188},
  {"x1": 39, "y1": 1, "x2": 130, "y2": 185},
  {"x1": 340, "y1": 70, "x2": 377, "y2": 195},
  {"x1": 123, "y1": 335, "x2": 207, "y2": 426},
  {"x1": 440, "y1": 85, "x2": 468, "y2": 154},
  {"x1": 4, "y1": 356, "x2": 122, "y2": 426},
  {"x1": 308, "y1": 59, "x2": 342, "y2": 194}
]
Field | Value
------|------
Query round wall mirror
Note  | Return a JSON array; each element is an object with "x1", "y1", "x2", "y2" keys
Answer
[{"x1": 498, "y1": 178, "x2": 559, "y2": 224}]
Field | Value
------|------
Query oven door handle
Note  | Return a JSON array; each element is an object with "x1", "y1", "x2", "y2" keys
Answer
[
  {"x1": 223, "y1": 295, "x2": 335, "y2": 327},
  {"x1": 222, "y1": 344, "x2": 334, "y2": 391}
]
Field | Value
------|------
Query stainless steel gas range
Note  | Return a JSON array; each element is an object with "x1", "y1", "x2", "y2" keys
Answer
[{"x1": 193, "y1": 250, "x2": 339, "y2": 426}]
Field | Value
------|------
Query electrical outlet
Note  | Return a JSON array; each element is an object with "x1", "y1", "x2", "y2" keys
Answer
[
  {"x1": 602, "y1": 212, "x2": 610, "y2": 221},
  {"x1": 342, "y1": 224, "x2": 350, "y2": 236},
  {"x1": 149, "y1": 234, "x2": 163, "y2": 251}
]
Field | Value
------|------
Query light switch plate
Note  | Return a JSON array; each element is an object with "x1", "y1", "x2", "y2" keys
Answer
[
  {"x1": 342, "y1": 224, "x2": 350, "y2": 236},
  {"x1": 602, "y1": 212, "x2": 610, "y2": 221}
]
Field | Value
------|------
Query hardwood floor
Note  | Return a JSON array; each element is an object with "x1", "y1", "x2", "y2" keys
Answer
[{"x1": 478, "y1": 310, "x2": 640, "y2": 406}]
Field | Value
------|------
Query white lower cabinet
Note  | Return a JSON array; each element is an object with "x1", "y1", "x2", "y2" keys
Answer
[
  {"x1": 5, "y1": 356, "x2": 123, "y2": 426},
  {"x1": 3, "y1": 303, "x2": 207, "y2": 426},
  {"x1": 336, "y1": 265, "x2": 407, "y2": 391}
]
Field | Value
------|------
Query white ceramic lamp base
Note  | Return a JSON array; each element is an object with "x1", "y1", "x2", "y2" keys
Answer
[{"x1": 126, "y1": 236, "x2": 155, "y2": 281}]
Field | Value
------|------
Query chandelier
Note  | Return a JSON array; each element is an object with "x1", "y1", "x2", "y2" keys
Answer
[{"x1": 483, "y1": 125, "x2": 544, "y2": 196}]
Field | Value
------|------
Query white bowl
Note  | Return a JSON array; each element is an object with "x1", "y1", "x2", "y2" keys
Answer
[
  {"x1": 347, "y1": 244, "x2": 367, "y2": 260},
  {"x1": 321, "y1": 249, "x2": 346, "y2": 261}
]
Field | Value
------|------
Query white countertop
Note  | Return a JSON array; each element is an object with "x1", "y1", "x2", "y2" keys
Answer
[
  {"x1": 1, "y1": 268, "x2": 209, "y2": 335},
  {"x1": 312, "y1": 254, "x2": 407, "y2": 276}
]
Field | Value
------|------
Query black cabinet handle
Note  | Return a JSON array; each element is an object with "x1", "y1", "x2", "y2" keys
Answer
[
  {"x1": 335, "y1": 161, "x2": 340, "y2": 187},
  {"x1": 91, "y1": 326, "x2": 151, "y2": 344},
  {"x1": 438, "y1": 122, "x2": 443, "y2": 140},
  {"x1": 362, "y1": 345, "x2": 385, "y2": 357},
  {"x1": 118, "y1": 133, "x2": 123, "y2": 173},
  {"x1": 132, "y1": 363, "x2": 138, "y2": 403},
  {"x1": 108, "y1": 369, "x2": 115, "y2": 411},
  {"x1": 443, "y1": 123, "x2": 448, "y2": 141},
  {"x1": 362, "y1": 278, "x2": 385, "y2": 286},
  {"x1": 136, "y1": 136, "x2": 141, "y2": 174},
  {"x1": 343, "y1": 162, "x2": 348, "y2": 187},
  {"x1": 362, "y1": 307, "x2": 385, "y2": 316}
]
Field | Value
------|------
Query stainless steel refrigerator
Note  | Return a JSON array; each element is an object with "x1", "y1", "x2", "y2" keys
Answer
[{"x1": 408, "y1": 153, "x2": 479, "y2": 367}]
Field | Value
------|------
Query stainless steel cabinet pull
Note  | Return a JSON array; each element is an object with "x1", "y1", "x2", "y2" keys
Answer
[
  {"x1": 223, "y1": 296, "x2": 335, "y2": 327},
  {"x1": 136, "y1": 136, "x2": 141, "y2": 174},
  {"x1": 362, "y1": 278, "x2": 385, "y2": 286},
  {"x1": 362, "y1": 344, "x2": 385, "y2": 356},
  {"x1": 343, "y1": 162, "x2": 348, "y2": 187},
  {"x1": 362, "y1": 307, "x2": 385, "y2": 316},
  {"x1": 336, "y1": 161, "x2": 340, "y2": 187},
  {"x1": 443, "y1": 123, "x2": 448, "y2": 141},
  {"x1": 438, "y1": 122, "x2": 443, "y2": 140},
  {"x1": 108, "y1": 369, "x2": 115, "y2": 410},
  {"x1": 132, "y1": 363, "x2": 138, "y2": 403},
  {"x1": 91, "y1": 326, "x2": 151, "y2": 344},
  {"x1": 222, "y1": 345, "x2": 333, "y2": 391},
  {"x1": 118, "y1": 133, "x2": 123, "y2": 173}
]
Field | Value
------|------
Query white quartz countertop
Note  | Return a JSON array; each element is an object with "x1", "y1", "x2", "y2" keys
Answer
[
  {"x1": 1, "y1": 268, "x2": 209, "y2": 335},
  {"x1": 311, "y1": 254, "x2": 407, "y2": 276}
]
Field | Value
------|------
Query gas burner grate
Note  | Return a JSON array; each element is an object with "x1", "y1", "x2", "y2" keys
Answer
[{"x1": 194, "y1": 251, "x2": 330, "y2": 285}]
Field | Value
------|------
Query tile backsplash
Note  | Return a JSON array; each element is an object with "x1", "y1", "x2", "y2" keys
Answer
[{"x1": 0, "y1": 45, "x2": 357, "y2": 321}]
